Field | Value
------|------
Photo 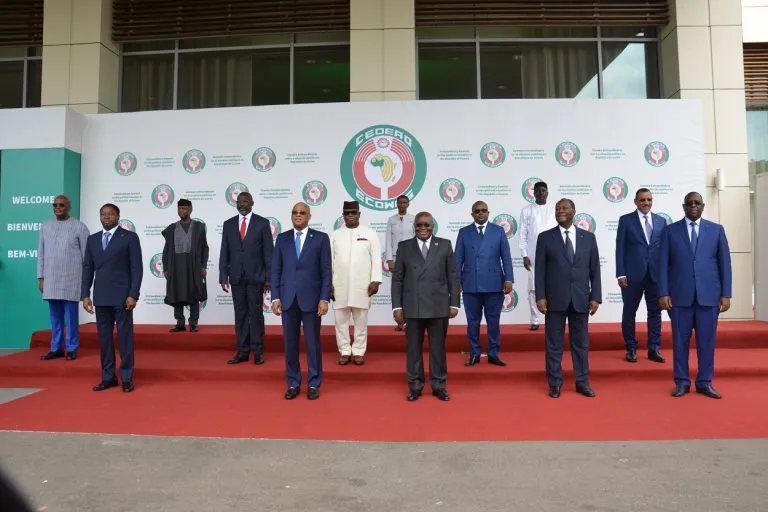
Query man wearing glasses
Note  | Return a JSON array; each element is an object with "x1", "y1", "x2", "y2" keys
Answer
[
  {"x1": 37, "y1": 195, "x2": 90, "y2": 361},
  {"x1": 330, "y1": 200, "x2": 382, "y2": 365}
]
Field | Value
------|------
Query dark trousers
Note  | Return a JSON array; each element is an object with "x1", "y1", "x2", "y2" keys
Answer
[
  {"x1": 405, "y1": 317, "x2": 448, "y2": 392},
  {"x1": 544, "y1": 303, "x2": 590, "y2": 388},
  {"x1": 231, "y1": 283, "x2": 265, "y2": 357},
  {"x1": 95, "y1": 306, "x2": 134, "y2": 383},
  {"x1": 621, "y1": 272, "x2": 661, "y2": 351},
  {"x1": 463, "y1": 291, "x2": 504, "y2": 357},
  {"x1": 282, "y1": 302, "x2": 323, "y2": 389},
  {"x1": 48, "y1": 299, "x2": 80, "y2": 352},
  {"x1": 670, "y1": 300, "x2": 719, "y2": 386},
  {"x1": 173, "y1": 302, "x2": 200, "y2": 326}
]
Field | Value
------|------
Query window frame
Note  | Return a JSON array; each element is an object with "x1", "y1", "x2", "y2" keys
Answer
[{"x1": 0, "y1": 47, "x2": 43, "y2": 108}]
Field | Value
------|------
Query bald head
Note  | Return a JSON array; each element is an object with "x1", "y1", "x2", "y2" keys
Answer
[{"x1": 291, "y1": 201, "x2": 311, "y2": 229}]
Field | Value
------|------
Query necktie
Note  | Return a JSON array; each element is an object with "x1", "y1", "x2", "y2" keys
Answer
[
  {"x1": 295, "y1": 231, "x2": 302, "y2": 258},
  {"x1": 564, "y1": 230, "x2": 574, "y2": 265},
  {"x1": 239, "y1": 217, "x2": 247, "y2": 240},
  {"x1": 478, "y1": 225, "x2": 484, "y2": 237},
  {"x1": 102, "y1": 231, "x2": 111, "y2": 250},
  {"x1": 644, "y1": 215, "x2": 653, "y2": 242},
  {"x1": 690, "y1": 221, "x2": 698, "y2": 253},
  {"x1": 421, "y1": 241, "x2": 429, "y2": 260}
]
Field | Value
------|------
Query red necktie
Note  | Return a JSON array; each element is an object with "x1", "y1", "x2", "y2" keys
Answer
[{"x1": 240, "y1": 217, "x2": 247, "y2": 240}]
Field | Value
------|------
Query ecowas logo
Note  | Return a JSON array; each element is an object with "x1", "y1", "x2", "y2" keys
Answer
[
  {"x1": 480, "y1": 142, "x2": 506, "y2": 168},
  {"x1": 149, "y1": 253, "x2": 164, "y2": 278},
  {"x1": 151, "y1": 184, "x2": 175, "y2": 209},
  {"x1": 644, "y1": 141, "x2": 670, "y2": 167},
  {"x1": 225, "y1": 182, "x2": 249, "y2": 207},
  {"x1": 555, "y1": 141, "x2": 580, "y2": 167},
  {"x1": 115, "y1": 152, "x2": 137, "y2": 176},
  {"x1": 439, "y1": 178, "x2": 465, "y2": 204},
  {"x1": 657, "y1": 212, "x2": 673, "y2": 225},
  {"x1": 252, "y1": 147, "x2": 276, "y2": 172},
  {"x1": 340, "y1": 124, "x2": 427, "y2": 211},
  {"x1": 381, "y1": 252, "x2": 391, "y2": 278},
  {"x1": 603, "y1": 177, "x2": 629, "y2": 203},
  {"x1": 302, "y1": 181, "x2": 327, "y2": 206},
  {"x1": 118, "y1": 219, "x2": 136, "y2": 232},
  {"x1": 262, "y1": 291, "x2": 273, "y2": 313},
  {"x1": 182, "y1": 149, "x2": 206, "y2": 174},
  {"x1": 521, "y1": 177, "x2": 543, "y2": 203},
  {"x1": 192, "y1": 218, "x2": 207, "y2": 232},
  {"x1": 502, "y1": 290, "x2": 519, "y2": 313},
  {"x1": 573, "y1": 213, "x2": 597, "y2": 233},
  {"x1": 185, "y1": 300, "x2": 207, "y2": 312},
  {"x1": 493, "y1": 214, "x2": 518, "y2": 239},
  {"x1": 334, "y1": 216, "x2": 345, "y2": 230},
  {"x1": 266, "y1": 217, "x2": 282, "y2": 240}
]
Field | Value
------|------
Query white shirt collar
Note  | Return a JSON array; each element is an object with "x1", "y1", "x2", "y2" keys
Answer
[
  {"x1": 418, "y1": 236, "x2": 432, "y2": 246},
  {"x1": 294, "y1": 226, "x2": 308, "y2": 236},
  {"x1": 240, "y1": 211, "x2": 253, "y2": 221},
  {"x1": 685, "y1": 217, "x2": 700, "y2": 225},
  {"x1": 559, "y1": 224, "x2": 574, "y2": 234},
  {"x1": 103, "y1": 225, "x2": 118, "y2": 236},
  {"x1": 474, "y1": 222, "x2": 488, "y2": 229},
  {"x1": 637, "y1": 210, "x2": 653, "y2": 220}
]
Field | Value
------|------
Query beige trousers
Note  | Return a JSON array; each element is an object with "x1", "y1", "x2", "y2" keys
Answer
[{"x1": 334, "y1": 307, "x2": 369, "y2": 356}]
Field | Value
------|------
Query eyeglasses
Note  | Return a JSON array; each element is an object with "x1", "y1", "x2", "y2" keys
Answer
[
  {"x1": 52, "y1": 203, "x2": 67, "y2": 208},
  {"x1": 415, "y1": 223, "x2": 432, "y2": 228},
  {"x1": 472, "y1": 208, "x2": 488, "y2": 213},
  {"x1": 342, "y1": 210, "x2": 359, "y2": 216},
  {"x1": 291, "y1": 211, "x2": 308, "y2": 216}
]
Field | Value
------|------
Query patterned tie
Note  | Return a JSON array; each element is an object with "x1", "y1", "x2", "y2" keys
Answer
[
  {"x1": 478, "y1": 225, "x2": 484, "y2": 237},
  {"x1": 239, "y1": 217, "x2": 247, "y2": 240},
  {"x1": 295, "y1": 231, "x2": 302, "y2": 258},
  {"x1": 564, "y1": 230, "x2": 574, "y2": 265},
  {"x1": 421, "y1": 241, "x2": 429, "y2": 260},
  {"x1": 102, "y1": 231, "x2": 111, "y2": 250},
  {"x1": 690, "y1": 221, "x2": 698, "y2": 253},
  {"x1": 644, "y1": 215, "x2": 653, "y2": 242}
]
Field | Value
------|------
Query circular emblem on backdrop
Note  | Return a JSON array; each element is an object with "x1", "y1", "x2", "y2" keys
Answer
[
  {"x1": 182, "y1": 149, "x2": 206, "y2": 174},
  {"x1": 191, "y1": 218, "x2": 207, "y2": 233},
  {"x1": 114, "y1": 152, "x2": 137, "y2": 176},
  {"x1": 381, "y1": 252, "x2": 391, "y2": 278},
  {"x1": 334, "y1": 216, "x2": 345, "y2": 230},
  {"x1": 149, "y1": 253, "x2": 164, "y2": 278},
  {"x1": 151, "y1": 184, "x2": 175, "y2": 209},
  {"x1": 432, "y1": 217, "x2": 439, "y2": 235},
  {"x1": 657, "y1": 212, "x2": 673, "y2": 226},
  {"x1": 262, "y1": 291, "x2": 272, "y2": 313},
  {"x1": 602, "y1": 177, "x2": 629, "y2": 203},
  {"x1": 225, "y1": 182, "x2": 249, "y2": 207},
  {"x1": 644, "y1": 141, "x2": 670, "y2": 167},
  {"x1": 502, "y1": 290, "x2": 519, "y2": 313},
  {"x1": 573, "y1": 213, "x2": 597, "y2": 233},
  {"x1": 118, "y1": 219, "x2": 136, "y2": 232},
  {"x1": 555, "y1": 141, "x2": 580, "y2": 167},
  {"x1": 302, "y1": 181, "x2": 327, "y2": 206},
  {"x1": 185, "y1": 300, "x2": 207, "y2": 313},
  {"x1": 492, "y1": 214, "x2": 518, "y2": 239},
  {"x1": 340, "y1": 125, "x2": 427, "y2": 211},
  {"x1": 480, "y1": 142, "x2": 506, "y2": 168},
  {"x1": 252, "y1": 147, "x2": 276, "y2": 172},
  {"x1": 521, "y1": 177, "x2": 544, "y2": 204},
  {"x1": 266, "y1": 217, "x2": 281, "y2": 241},
  {"x1": 439, "y1": 178, "x2": 465, "y2": 204}
]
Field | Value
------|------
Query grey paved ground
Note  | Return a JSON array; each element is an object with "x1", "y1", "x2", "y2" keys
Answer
[
  {"x1": 0, "y1": 389, "x2": 41, "y2": 405},
  {"x1": 0, "y1": 432, "x2": 766, "y2": 512}
]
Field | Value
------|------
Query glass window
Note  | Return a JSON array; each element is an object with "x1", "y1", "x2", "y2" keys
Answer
[
  {"x1": 416, "y1": 27, "x2": 475, "y2": 40},
  {"x1": 123, "y1": 41, "x2": 175, "y2": 53},
  {"x1": 179, "y1": 34, "x2": 292, "y2": 49},
  {"x1": 479, "y1": 42, "x2": 599, "y2": 99},
  {"x1": 601, "y1": 42, "x2": 660, "y2": 99},
  {"x1": 476, "y1": 27, "x2": 596, "y2": 38},
  {"x1": 293, "y1": 46, "x2": 350, "y2": 104},
  {"x1": 26, "y1": 59, "x2": 42, "y2": 107},
  {"x1": 748, "y1": 108, "x2": 768, "y2": 177},
  {"x1": 418, "y1": 43, "x2": 477, "y2": 100},
  {"x1": 177, "y1": 49, "x2": 290, "y2": 109},
  {"x1": 121, "y1": 54, "x2": 175, "y2": 112},
  {"x1": 601, "y1": 27, "x2": 657, "y2": 39},
  {"x1": 0, "y1": 61, "x2": 24, "y2": 108}
]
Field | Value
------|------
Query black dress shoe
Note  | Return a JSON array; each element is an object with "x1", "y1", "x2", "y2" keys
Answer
[
  {"x1": 189, "y1": 325, "x2": 199, "y2": 333},
  {"x1": 672, "y1": 384, "x2": 691, "y2": 397},
  {"x1": 464, "y1": 354, "x2": 481, "y2": 366},
  {"x1": 284, "y1": 387, "x2": 299, "y2": 400},
  {"x1": 406, "y1": 389, "x2": 422, "y2": 402},
  {"x1": 65, "y1": 351, "x2": 77, "y2": 361},
  {"x1": 432, "y1": 389, "x2": 450, "y2": 401},
  {"x1": 548, "y1": 386, "x2": 561, "y2": 398},
  {"x1": 227, "y1": 354, "x2": 249, "y2": 364},
  {"x1": 122, "y1": 381, "x2": 135, "y2": 393},
  {"x1": 575, "y1": 384, "x2": 596, "y2": 398},
  {"x1": 626, "y1": 349, "x2": 637, "y2": 363},
  {"x1": 169, "y1": 325, "x2": 185, "y2": 332},
  {"x1": 648, "y1": 349, "x2": 665, "y2": 363},
  {"x1": 253, "y1": 354, "x2": 265, "y2": 365},
  {"x1": 529, "y1": 324, "x2": 540, "y2": 331},
  {"x1": 695, "y1": 384, "x2": 722, "y2": 399},
  {"x1": 92, "y1": 379, "x2": 118, "y2": 391},
  {"x1": 307, "y1": 387, "x2": 320, "y2": 400},
  {"x1": 487, "y1": 355, "x2": 507, "y2": 366},
  {"x1": 40, "y1": 351, "x2": 64, "y2": 361}
]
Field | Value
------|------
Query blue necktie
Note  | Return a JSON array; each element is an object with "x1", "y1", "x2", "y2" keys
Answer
[
  {"x1": 102, "y1": 231, "x2": 111, "y2": 250},
  {"x1": 295, "y1": 231, "x2": 302, "y2": 258},
  {"x1": 690, "y1": 221, "x2": 698, "y2": 253}
]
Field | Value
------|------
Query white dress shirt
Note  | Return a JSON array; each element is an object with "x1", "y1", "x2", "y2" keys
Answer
[
  {"x1": 686, "y1": 217, "x2": 700, "y2": 241},
  {"x1": 239, "y1": 211, "x2": 253, "y2": 233},
  {"x1": 294, "y1": 226, "x2": 308, "y2": 253},
  {"x1": 559, "y1": 224, "x2": 576, "y2": 253},
  {"x1": 474, "y1": 222, "x2": 488, "y2": 235},
  {"x1": 637, "y1": 210, "x2": 654, "y2": 244}
]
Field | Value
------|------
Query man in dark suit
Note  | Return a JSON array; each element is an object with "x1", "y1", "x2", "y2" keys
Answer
[
  {"x1": 392, "y1": 212, "x2": 460, "y2": 402},
  {"x1": 271, "y1": 202, "x2": 332, "y2": 401},
  {"x1": 219, "y1": 192, "x2": 273, "y2": 365},
  {"x1": 82, "y1": 203, "x2": 143, "y2": 392},
  {"x1": 658, "y1": 191, "x2": 732, "y2": 399},
  {"x1": 455, "y1": 201, "x2": 514, "y2": 367},
  {"x1": 615, "y1": 188, "x2": 666, "y2": 363},
  {"x1": 535, "y1": 198, "x2": 602, "y2": 398}
]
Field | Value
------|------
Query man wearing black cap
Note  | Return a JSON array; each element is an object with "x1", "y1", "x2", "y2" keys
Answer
[{"x1": 161, "y1": 199, "x2": 209, "y2": 332}]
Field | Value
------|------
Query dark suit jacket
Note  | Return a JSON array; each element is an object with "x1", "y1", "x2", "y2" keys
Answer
[
  {"x1": 535, "y1": 226, "x2": 602, "y2": 313},
  {"x1": 658, "y1": 218, "x2": 732, "y2": 308},
  {"x1": 219, "y1": 213, "x2": 273, "y2": 285},
  {"x1": 615, "y1": 211, "x2": 665, "y2": 282},
  {"x1": 392, "y1": 237, "x2": 460, "y2": 319},
  {"x1": 454, "y1": 222, "x2": 514, "y2": 293},
  {"x1": 271, "y1": 228, "x2": 332, "y2": 312},
  {"x1": 82, "y1": 227, "x2": 143, "y2": 307}
]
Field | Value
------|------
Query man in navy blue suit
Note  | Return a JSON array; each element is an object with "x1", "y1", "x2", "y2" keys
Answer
[
  {"x1": 82, "y1": 203, "x2": 143, "y2": 392},
  {"x1": 455, "y1": 201, "x2": 514, "y2": 366},
  {"x1": 535, "y1": 198, "x2": 602, "y2": 398},
  {"x1": 271, "y1": 202, "x2": 332, "y2": 400},
  {"x1": 658, "y1": 191, "x2": 732, "y2": 399},
  {"x1": 615, "y1": 188, "x2": 667, "y2": 363},
  {"x1": 219, "y1": 192, "x2": 273, "y2": 365}
]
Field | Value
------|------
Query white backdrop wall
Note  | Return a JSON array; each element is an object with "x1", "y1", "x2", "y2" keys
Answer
[{"x1": 78, "y1": 99, "x2": 704, "y2": 325}]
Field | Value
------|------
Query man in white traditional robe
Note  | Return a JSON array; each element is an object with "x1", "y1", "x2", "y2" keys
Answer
[
  {"x1": 331, "y1": 200, "x2": 382, "y2": 365},
  {"x1": 519, "y1": 181, "x2": 557, "y2": 330}
]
